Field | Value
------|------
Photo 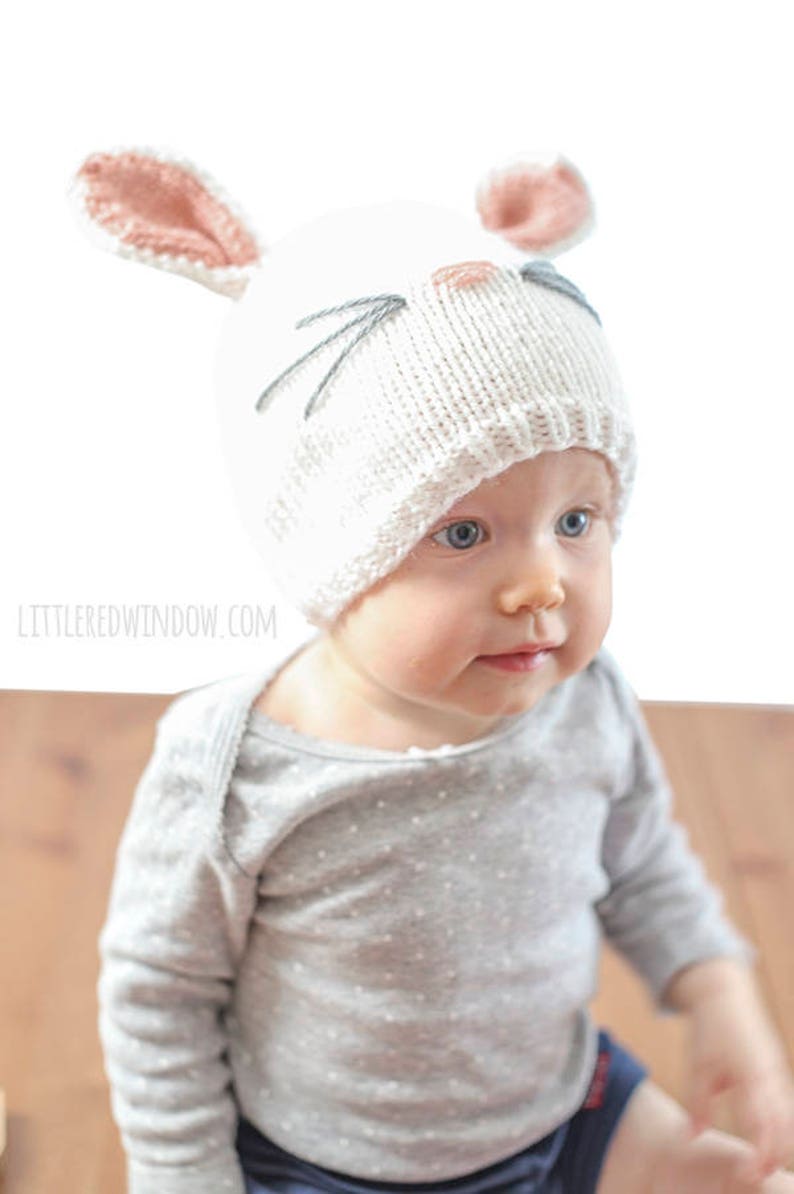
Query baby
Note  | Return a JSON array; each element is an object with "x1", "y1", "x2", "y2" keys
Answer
[
  {"x1": 261, "y1": 447, "x2": 615, "y2": 753},
  {"x1": 73, "y1": 149, "x2": 794, "y2": 1193}
]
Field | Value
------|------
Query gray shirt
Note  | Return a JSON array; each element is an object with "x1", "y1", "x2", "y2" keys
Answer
[{"x1": 98, "y1": 643, "x2": 755, "y2": 1193}]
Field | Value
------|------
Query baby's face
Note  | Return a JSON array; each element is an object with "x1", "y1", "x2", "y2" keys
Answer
[{"x1": 324, "y1": 448, "x2": 616, "y2": 746}]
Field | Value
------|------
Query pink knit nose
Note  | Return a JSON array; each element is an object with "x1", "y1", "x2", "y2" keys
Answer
[{"x1": 431, "y1": 260, "x2": 498, "y2": 292}]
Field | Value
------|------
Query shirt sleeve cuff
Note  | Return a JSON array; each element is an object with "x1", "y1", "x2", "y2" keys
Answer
[
  {"x1": 649, "y1": 934, "x2": 758, "y2": 1018},
  {"x1": 127, "y1": 1152, "x2": 248, "y2": 1194}
]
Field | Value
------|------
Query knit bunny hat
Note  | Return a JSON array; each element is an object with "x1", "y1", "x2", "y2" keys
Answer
[{"x1": 70, "y1": 148, "x2": 636, "y2": 629}]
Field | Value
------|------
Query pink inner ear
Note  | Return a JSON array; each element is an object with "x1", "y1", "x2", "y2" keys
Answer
[
  {"x1": 78, "y1": 152, "x2": 260, "y2": 269},
  {"x1": 477, "y1": 160, "x2": 591, "y2": 252}
]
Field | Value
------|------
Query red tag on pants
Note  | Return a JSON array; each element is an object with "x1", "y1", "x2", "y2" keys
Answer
[{"x1": 583, "y1": 1048, "x2": 610, "y2": 1109}]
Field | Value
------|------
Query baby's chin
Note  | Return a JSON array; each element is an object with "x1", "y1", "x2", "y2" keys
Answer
[{"x1": 457, "y1": 655, "x2": 559, "y2": 711}]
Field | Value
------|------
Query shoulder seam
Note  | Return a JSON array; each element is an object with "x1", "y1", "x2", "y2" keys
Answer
[{"x1": 150, "y1": 670, "x2": 272, "y2": 881}]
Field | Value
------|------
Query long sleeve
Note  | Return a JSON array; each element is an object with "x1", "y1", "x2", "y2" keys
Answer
[
  {"x1": 593, "y1": 656, "x2": 756, "y2": 1017},
  {"x1": 97, "y1": 707, "x2": 257, "y2": 1193}
]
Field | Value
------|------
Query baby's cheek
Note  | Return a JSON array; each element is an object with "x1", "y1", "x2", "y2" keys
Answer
[
  {"x1": 573, "y1": 572, "x2": 613, "y2": 657},
  {"x1": 593, "y1": 565, "x2": 613, "y2": 624},
  {"x1": 382, "y1": 621, "x2": 462, "y2": 692},
  {"x1": 361, "y1": 560, "x2": 481, "y2": 679}
]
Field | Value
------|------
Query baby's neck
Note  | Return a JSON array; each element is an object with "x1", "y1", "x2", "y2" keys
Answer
[{"x1": 255, "y1": 634, "x2": 504, "y2": 752}]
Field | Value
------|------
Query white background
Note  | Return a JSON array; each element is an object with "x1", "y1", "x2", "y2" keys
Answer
[{"x1": 2, "y1": 1, "x2": 792, "y2": 702}]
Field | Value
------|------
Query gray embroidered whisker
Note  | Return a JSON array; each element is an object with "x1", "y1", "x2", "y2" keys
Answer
[
  {"x1": 255, "y1": 308, "x2": 378, "y2": 414},
  {"x1": 519, "y1": 261, "x2": 602, "y2": 326},
  {"x1": 295, "y1": 293, "x2": 406, "y2": 328},
  {"x1": 301, "y1": 297, "x2": 406, "y2": 419},
  {"x1": 254, "y1": 293, "x2": 407, "y2": 418}
]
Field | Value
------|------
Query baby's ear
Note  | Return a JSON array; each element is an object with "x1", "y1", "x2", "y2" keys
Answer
[
  {"x1": 68, "y1": 146, "x2": 264, "y2": 298},
  {"x1": 475, "y1": 152, "x2": 595, "y2": 258}
]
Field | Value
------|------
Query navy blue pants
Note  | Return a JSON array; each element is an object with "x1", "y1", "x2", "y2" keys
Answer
[{"x1": 236, "y1": 1029, "x2": 649, "y2": 1194}]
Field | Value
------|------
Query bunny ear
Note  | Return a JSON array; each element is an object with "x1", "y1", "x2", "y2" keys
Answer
[
  {"x1": 475, "y1": 152, "x2": 595, "y2": 258},
  {"x1": 68, "y1": 146, "x2": 265, "y2": 299}
]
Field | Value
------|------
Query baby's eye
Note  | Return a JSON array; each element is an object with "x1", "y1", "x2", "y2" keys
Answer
[
  {"x1": 557, "y1": 509, "x2": 591, "y2": 538},
  {"x1": 430, "y1": 519, "x2": 485, "y2": 551}
]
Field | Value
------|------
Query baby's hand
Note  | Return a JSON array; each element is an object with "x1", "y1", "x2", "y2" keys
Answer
[{"x1": 685, "y1": 987, "x2": 794, "y2": 1183}]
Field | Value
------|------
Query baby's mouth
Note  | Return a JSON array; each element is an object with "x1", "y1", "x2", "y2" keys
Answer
[{"x1": 475, "y1": 645, "x2": 558, "y2": 673}]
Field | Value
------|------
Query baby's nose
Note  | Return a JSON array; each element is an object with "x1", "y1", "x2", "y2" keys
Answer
[{"x1": 430, "y1": 260, "x2": 499, "y2": 292}]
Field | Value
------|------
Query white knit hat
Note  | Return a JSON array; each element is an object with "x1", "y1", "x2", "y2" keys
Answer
[{"x1": 70, "y1": 148, "x2": 636, "y2": 628}]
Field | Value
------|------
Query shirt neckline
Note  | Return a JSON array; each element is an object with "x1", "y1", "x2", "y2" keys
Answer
[{"x1": 244, "y1": 637, "x2": 539, "y2": 764}]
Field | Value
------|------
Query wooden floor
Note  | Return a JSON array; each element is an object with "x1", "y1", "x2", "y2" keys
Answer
[{"x1": 0, "y1": 688, "x2": 792, "y2": 1192}]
